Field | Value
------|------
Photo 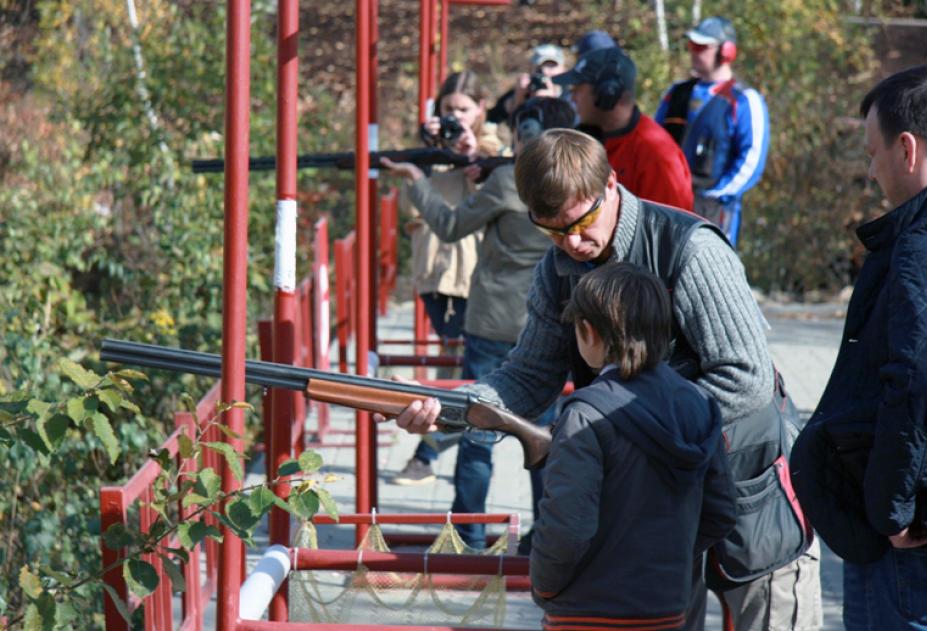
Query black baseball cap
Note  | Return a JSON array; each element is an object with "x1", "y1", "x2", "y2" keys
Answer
[{"x1": 552, "y1": 46, "x2": 637, "y2": 90}]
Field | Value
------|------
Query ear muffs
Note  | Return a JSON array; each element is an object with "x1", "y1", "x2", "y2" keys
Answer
[
  {"x1": 717, "y1": 40, "x2": 737, "y2": 64},
  {"x1": 594, "y1": 76, "x2": 624, "y2": 110}
]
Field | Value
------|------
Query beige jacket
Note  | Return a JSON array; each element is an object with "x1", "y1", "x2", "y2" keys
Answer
[{"x1": 404, "y1": 123, "x2": 502, "y2": 298}]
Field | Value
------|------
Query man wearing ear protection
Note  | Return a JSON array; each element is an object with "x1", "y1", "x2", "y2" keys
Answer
[
  {"x1": 553, "y1": 46, "x2": 695, "y2": 212},
  {"x1": 655, "y1": 16, "x2": 770, "y2": 248}
]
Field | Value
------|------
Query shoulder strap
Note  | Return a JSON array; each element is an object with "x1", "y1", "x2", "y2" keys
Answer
[{"x1": 661, "y1": 78, "x2": 698, "y2": 146}]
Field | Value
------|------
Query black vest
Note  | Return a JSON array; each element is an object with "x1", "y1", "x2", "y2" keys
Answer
[{"x1": 565, "y1": 200, "x2": 729, "y2": 389}]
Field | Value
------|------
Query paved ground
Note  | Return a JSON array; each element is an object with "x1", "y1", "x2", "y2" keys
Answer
[{"x1": 222, "y1": 298, "x2": 848, "y2": 628}]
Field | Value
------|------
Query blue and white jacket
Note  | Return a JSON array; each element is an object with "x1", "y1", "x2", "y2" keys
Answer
[{"x1": 655, "y1": 79, "x2": 769, "y2": 215}]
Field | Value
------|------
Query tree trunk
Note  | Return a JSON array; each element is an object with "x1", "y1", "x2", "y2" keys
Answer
[{"x1": 655, "y1": 0, "x2": 669, "y2": 51}]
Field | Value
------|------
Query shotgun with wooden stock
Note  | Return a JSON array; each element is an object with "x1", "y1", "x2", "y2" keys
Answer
[{"x1": 100, "y1": 339, "x2": 550, "y2": 469}]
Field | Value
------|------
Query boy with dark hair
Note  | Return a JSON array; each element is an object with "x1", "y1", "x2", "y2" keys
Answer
[{"x1": 531, "y1": 261, "x2": 736, "y2": 631}]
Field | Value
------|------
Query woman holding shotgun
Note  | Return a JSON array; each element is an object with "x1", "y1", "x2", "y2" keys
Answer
[
  {"x1": 384, "y1": 97, "x2": 577, "y2": 549},
  {"x1": 392, "y1": 71, "x2": 503, "y2": 487}
]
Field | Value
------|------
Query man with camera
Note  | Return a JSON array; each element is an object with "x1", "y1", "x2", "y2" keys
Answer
[
  {"x1": 552, "y1": 46, "x2": 694, "y2": 211},
  {"x1": 654, "y1": 17, "x2": 769, "y2": 248},
  {"x1": 487, "y1": 44, "x2": 568, "y2": 127}
]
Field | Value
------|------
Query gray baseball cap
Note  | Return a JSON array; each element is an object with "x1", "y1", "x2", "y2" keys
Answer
[{"x1": 687, "y1": 16, "x2": 737, "y2": 45}]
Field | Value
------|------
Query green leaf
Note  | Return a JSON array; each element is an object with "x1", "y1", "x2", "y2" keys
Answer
[
  {"x1": 98, "y1": 388, "x2": 123, "y2": 413},
  {"x1": 177, "y1": 433, "x2": 195, "y2": 460},
  {"x1": 91, "y1": 412, "x2": 120, "y2": 464},
  {"x1": 102, "y1": 523, "x2": 137, "y2": 550},
  {"x1": 102, "y1": 583, "x2": 133, "y2": 624},
  {"x1": 181, "y1": 493, "x2": 212, "y2": 508},
  {"x1": 119, "y1": 399, "x2": 141, "y2": 414},
  {"x1": 19, "y1": 565, "x2": 43, "y2": 599},
  {"x1": 315, "y1": 487, "x2": 339, "y2": 521},
  {"x1": 177, "y1": 520, "x2": 223, "y2": 549},
  {"x1": 17, "y1": 427, "x2": 50, "y2": 455},
  {"x1": 0, "y1": 427, "x2": 13, "y2": 448},
  {"x1": 204, "y1": 441, "x2": 243, "y2": 482},
  {"x1": 114, "y1": 368, "x2": 148, "y2": 382},
  {"x1": 164, "y1": 547, "x2": 190, "y2": 564},
  {"x1": 0, "y1": 391, "x2": 30, "y2": 414},
  {"x1": 37, "y1": 413, "x2": 69, "y2": 451},
  {"x1": 59, "y1": 358, "x2": 100, "y2": 389},
  {"x1": 55, "y1": 600, "x2": 78, "y2": 627},
  {"x1": 298, "y1": 450, "x2": 323, "y2": 473},
  {"x1": 149, "y1": 447, "x2": 171, "y2": 470},
  {"x1": 159, "y1": 554, "x2": 187, "y2": 593},
  {"x1": 287, "y1": 490, "x2": 320, "y2": 520},
  {"x1": 248, "y1": 486, "x2": 279, "y2": 517},
  {"x1": 26, "y1": 399, "x2": 51, "y2": 420},
  {"x1": 23, "y1": 600, "x2": 55, "y2": 631},
  {"x1": 213, "y1": 423, "x2": 243, "y2": 440},
  {"x1": 226, "y1": 499, "x2": 259, "y2": 532},
  {"x1": 193, "y1": 467, "x2": 221, "y2": 500},
  {"x1": 277, "y1": 458, "x2": 300, "y2": 477},
  {"x1": 124, "y1": 559, "x2": 159, "y2": 598},
  {"x1": 65, "y1": 397, "x2": 85, "y2": 422}
]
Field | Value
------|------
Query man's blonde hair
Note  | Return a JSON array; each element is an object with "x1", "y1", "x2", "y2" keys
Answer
[{"x1": 514, "y1": 129, "x2": 611, "y2": 220}]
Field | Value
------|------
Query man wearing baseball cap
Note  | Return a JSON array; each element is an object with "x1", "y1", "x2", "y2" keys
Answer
[
  {"x1": 553, "y1": 46, "x2": 694, "y2": 211},
  {"x1": 655, "y1": 16, "x2": 770, "y2": 248},
  {"x1": 487, "y1": 43, "x2": 568, "y2": 126}
]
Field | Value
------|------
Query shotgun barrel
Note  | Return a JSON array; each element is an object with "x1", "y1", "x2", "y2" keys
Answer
[{"x1": 100, "y1": 339, "x2": 551, "y2": 469}]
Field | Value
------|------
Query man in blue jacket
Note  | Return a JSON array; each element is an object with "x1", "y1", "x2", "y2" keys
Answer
[
  {"x1": 655, "y1": 16, "x2": 769, "y2": 247},
  {"x1": 791, "y1": 65, "x2": 927, "y2": 629}
]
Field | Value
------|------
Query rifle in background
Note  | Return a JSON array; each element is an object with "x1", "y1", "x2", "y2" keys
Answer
[
  {"x1": 100, "y1": 339, "x2": 549, "y2": 469},
  {"x1": 191, "y1": 148, "x2": 513, "y2": 182}
]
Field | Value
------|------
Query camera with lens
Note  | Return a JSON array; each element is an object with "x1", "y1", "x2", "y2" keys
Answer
[
  {"x1": 528, "y1": 72, "x2": 548, "y2": 95},
  {"x1": 437, "y1": 115, "x2": 465, "y2": 145}
]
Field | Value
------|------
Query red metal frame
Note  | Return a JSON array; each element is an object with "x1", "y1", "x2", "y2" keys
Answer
[{"x1": 100, "y1": 388, "x2": 222, "y2": 630}]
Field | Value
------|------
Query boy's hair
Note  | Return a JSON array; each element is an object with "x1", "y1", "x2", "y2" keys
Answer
[
  {"x1": 514, "y1": 129, "x2": 611, "y2": 220},
  {"x1": 860, "y1": 65, "x2": 927, "y2": 142},
  {"x1": 562, "y1": 262, "x2": 671, "y2": 380}
]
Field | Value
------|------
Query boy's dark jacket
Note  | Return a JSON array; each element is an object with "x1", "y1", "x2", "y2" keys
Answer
[
  {"x1": 531, "y1": 362, "x2": 736, "y2": 623},
  {"x1": 791, "y1": 185, "x2": 927, "y2": 563}
]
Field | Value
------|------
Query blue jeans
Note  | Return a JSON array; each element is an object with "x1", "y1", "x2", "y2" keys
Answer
[
  {"x1": 419, "y1": 292, "x2": 466, "y2": 339},
  {"x1": 450, "y1": 333, "x2": 514, "y2": 548},
  {"x1": 844, "y1": 547, "x2": 927, "y2": 630}
]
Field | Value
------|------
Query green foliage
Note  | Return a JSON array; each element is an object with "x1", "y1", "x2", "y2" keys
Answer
[
  {"x1": 0, "y1": 361, "x2": 335, "y2": 627},
  {"x1": 0, "y1": 0, "x2": 350, "y2": 623}
]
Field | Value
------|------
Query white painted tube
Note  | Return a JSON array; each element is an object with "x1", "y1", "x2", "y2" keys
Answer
[
  {"x1": 274, "y1": 200, "x2": 297, "y2": 292},
  {"x1": 239, "y1": 544, "x2": 292, "y2": 620}
]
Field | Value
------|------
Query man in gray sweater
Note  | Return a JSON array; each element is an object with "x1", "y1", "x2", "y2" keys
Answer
[{"x1": 385, "y1": 129, "x2": 820, "y2": 630}]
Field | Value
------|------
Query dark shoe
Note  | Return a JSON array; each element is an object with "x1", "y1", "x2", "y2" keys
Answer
[
  {"x1": 392, "y1": 458, "x2": 436, "y2": 486},
  {"x1": 517, "y1": 527, "x2": 534, "y2": 556}
]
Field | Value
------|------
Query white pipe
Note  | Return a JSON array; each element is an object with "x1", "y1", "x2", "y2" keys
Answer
[{"x1": 239, "y1": 544, "x2": 292, "y2": 620}]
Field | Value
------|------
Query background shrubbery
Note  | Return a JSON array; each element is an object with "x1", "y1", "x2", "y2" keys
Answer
[{"x1": 0, "y1": 0, "x2": 917, "y2": 622}]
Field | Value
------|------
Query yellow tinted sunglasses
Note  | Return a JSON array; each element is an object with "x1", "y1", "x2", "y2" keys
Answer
[{"x1": 529, "y1": 195, "x2": 604, "y2": 237}]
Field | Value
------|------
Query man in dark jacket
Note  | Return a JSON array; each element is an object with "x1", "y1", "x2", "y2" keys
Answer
[{"x1": 790, "y1": 65, "x2": 927, "y2": 629}]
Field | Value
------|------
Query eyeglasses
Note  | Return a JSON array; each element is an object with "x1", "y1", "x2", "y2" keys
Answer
[{"x1": 529, "y1": 195, "x2": 604, "y2": 237}]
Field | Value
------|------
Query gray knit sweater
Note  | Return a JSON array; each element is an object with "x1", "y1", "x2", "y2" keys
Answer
[{"x1": 467, "y1": 184, "x2": 774, "y2": 425}]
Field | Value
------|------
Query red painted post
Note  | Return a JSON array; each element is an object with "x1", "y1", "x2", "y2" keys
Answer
[
  {"x1": 355, "y1": 0, "x2": 374, "y2": 545},
  {"x1": 257, "y1": 320, "x2": 273, "y2": 480},
  {"x1": 428, "y1": 0, "x2": 439, "y2": 94},
  {"x1": 269, "y1": 0, "x2": 300, "y2": 619},
  {"x1": 418, "y1": 0, "x2": 432, "y2": 119},
  {"x1": 368, "y1": 0, "x2": 380, "y2": 353},
  {"x1": 439, "y1": 0, "x2": 450, "y2": 84},
  {"x1": 216, "y1": 0, "x2": 250, "y2": 626},
  {"x1": 100, "y1": 487, "x2": 129, "y2": 631}
]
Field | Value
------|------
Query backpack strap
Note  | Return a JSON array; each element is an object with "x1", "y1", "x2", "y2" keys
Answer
[{"x1": 661, "y1": 78, "x2": 698, "y2": 146}]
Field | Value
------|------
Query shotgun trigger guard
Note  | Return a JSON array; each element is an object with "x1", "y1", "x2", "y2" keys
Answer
[{"x1": 436, "y1": 406, "x2": 468, "y2": 430}]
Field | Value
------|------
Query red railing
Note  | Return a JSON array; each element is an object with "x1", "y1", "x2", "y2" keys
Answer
[{"x1": 100, "y1": 385, "x2": 222, "y2": 631}]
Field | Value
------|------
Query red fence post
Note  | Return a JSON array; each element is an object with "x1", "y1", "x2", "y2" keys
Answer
[
  {"x1": 100, "y1": 487, "x2": 129, "y2": 631},
  {"x1": 313, "y1": 217, "x2": 332, "y2": 436}
]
